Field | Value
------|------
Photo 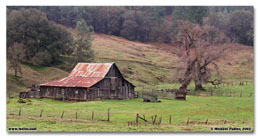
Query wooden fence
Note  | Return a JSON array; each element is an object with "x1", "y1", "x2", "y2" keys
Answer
[
  {"x1": 7, "y1": 107, "x2": 249, "y2": 127},
  {"x1": 134, "y1": 81, "x2": 253, "y2": 99}
]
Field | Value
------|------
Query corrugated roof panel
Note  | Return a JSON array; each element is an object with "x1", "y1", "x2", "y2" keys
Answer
[{"x1": 40, "y1": 63, "x2": 114, "y2": 88}]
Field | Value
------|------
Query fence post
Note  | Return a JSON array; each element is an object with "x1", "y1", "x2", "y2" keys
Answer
[
  {"x1": 92, "y1": 112, "x2": 94, "y2": 120},
  {"x1": 61, "y1": 111, "x2": 64, "y2": 119},
  {"x1": 240, "y1": 91, "x2": 242, "y2": 97},
  {"x1": 169, "y1": 115, "x2": 172, "y2": 124},
  {"x1": 211, "y1": 90, "x2": 213, "y2": 96},
  {"x1": 186, "y1": 118, "x2": 190, "y2": 125},
  {"x1": 159, "y1": 117, "x2": 162, "y2": 126},
  {"x1": 205, "y1": 119, "x2": 208, "y2": 124},
  {"x1": 40, "y1": 109, "x2": 43, "y2": 117},
  {"x1": 107, "y1": 108, "x2": 110, "y2": 122},
  {"x1": 18, "y1": 107, "x2": 21, "y2": 116},
  {"x1": 76, "y1": 112, "x2": 77, "y2": 119},
  {"x1": 136, "y1": 113, "x2": 139, "y2": 125},
  {"x1": 153, "y1": 115, "x2": 157, "y2": 125}
]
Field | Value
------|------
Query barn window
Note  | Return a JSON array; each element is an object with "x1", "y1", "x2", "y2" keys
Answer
[
  {"x1": 110, "y1": 77, "x2": 117, "y2": 90},
  {"x1": 75, "y1": 90, "x2": 78, "y2": 94}
]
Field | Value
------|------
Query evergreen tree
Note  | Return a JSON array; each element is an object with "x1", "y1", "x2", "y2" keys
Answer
[{"x1": 72, "y1": 19, "x2": 94, "y2": 67}]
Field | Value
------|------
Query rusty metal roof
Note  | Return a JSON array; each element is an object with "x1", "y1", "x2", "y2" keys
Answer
[{"x1": 40, "y1": 63, "x2": 114, "y2": 88}]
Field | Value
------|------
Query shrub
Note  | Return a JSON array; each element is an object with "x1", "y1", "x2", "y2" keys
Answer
[{"x1": 17, "y1": 99, "x2": 26, "y2": 103}]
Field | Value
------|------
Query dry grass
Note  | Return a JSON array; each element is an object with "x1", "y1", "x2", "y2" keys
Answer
[{"x1": 92, "y1": 33, "x2": 254, "y2": 89}]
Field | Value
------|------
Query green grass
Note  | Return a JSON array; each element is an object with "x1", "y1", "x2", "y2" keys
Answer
[{"x1": 7, "y1": 92, "x2": 253, "y2": 132}]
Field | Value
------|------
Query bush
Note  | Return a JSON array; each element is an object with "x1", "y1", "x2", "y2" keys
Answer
[{"x1": 17, "y1": 99, "x2": 26, "y2": 103}]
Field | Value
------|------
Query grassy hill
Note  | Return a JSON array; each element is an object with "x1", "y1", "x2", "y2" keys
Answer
[{"x1": 6, "y1": 32, "x2": 254, "y2": 95}]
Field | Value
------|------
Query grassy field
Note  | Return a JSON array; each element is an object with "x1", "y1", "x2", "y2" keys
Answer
[
  {"x1": 7, "y1": 97, "x2": 253, "y2": 132},
  {"x1": 6, "y1": 32, "x2": 254, "y2": 132},
  {"x1": 7, "y1": 83, "x2": 254, "y2": 132}
]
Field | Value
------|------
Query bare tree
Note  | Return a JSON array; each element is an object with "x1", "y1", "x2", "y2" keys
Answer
[
  {"x1": 174, "y1": 19, "x2": 229, "y2": 91},
  {"x1": 7, "y1": 43, "x2": 25, "y2": 78}
]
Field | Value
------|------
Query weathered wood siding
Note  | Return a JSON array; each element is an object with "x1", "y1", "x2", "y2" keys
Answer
[{"x1": 40, "y1": 64, "x2": 135, "y2": 101}]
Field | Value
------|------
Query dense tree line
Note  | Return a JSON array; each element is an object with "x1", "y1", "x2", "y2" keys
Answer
[
  {"x1": 10, "y1": 6, "x2": 253, "y2": 46},
  {"x1": 7, "y1": 6, "x2": 253, "y2": 46},
  {"x1": 7, "y1": 8, "x2": 94, "y2": 69}
]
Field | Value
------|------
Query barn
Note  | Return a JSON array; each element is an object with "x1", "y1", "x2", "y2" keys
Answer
[{"x1": 39, "y1": 63, "x2": 135, "y2": 101}]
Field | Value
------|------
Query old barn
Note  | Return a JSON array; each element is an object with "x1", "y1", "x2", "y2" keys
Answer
[{"x1": 39, "y1": 63, "x2": 135, "y2": 101}]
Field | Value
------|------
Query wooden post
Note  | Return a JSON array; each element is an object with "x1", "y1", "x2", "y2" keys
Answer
[
  {"x1": 153, "y1": 115, "x2": 157, "y2": 125},
  {"x1": 92, "y1": 112, "x2": 94, "y2": 120},
  {"x1": 169, "y1": 115, "x2": 172, "y2": 124},
  {"x1": 107, "y1": 108, "x2": 110, "y2": 122},
  {"x1": 136, "y1": 113, "x2": 139, "y2": 125},
  {"x1": 18, "y1": 107, "x2": 21, "y2": 116},
  {"x1": 61, "y1": 111, "x2": 64, "y2": 119},
  {"x1": 240, "y1": 91, "x2": 242, "y2": 97},
  {"x1": 211, "y1": 90, "x2": 213, "y2": 96},
  {"x1": 230, "y1": 91, "x2": 232, "y2": 97},
  {"x1": 186, "y1": 118, "x2": 190, "y2": 125},
  {"x1": 76, "y1": 112, "x2": 77, "y2": 119},
  {"x1": 159, "y1": 117, "x2": 162, "y2": 125},
  {"x1": 40, "y1": 109, "x2": 43, "y2": 117},
  {"x1": 205, "y1": 119, "x2": 208, "y2": 124}
]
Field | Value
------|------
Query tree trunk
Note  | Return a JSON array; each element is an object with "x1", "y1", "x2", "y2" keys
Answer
[
  {"x1": 179, "y1": 59, "x2": 197, "y2": 91},
  {"x1": 195, "y1": 83, "x2": 205, "y2": 91}
]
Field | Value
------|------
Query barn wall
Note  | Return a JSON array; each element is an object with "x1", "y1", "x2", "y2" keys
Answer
[
  {"x1": 93, "y1": 64, "x2": 135, "y2": 99},
  {"x1": 40, "y1": 87, "x2": 89, "y2": 101},
  {"x1": 40, "y1": 64, "x2": 135, "y2": 101}
]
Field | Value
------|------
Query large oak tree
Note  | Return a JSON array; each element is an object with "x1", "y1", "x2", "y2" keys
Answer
[{"x1": 174, "y1": 20, "x2": 229, "y2": 91}]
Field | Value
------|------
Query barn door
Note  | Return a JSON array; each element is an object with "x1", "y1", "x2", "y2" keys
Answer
[
  {"x1": 110, "y1": 77, "x2": 117, "y2": 90},
  {"x1": 110, "y1": 77, "x2": 117, "y2": 98},
  {"x1": 61, "y1": 88, "x2": 65, "y2": 101}
]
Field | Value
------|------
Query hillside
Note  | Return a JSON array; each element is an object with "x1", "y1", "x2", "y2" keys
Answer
[
  {"x1": 6, "y1": 33, "x2": 254, "y2": 95},
  {"x1": 91, "y1": 34, "x2": 253, "y2": 87}
]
